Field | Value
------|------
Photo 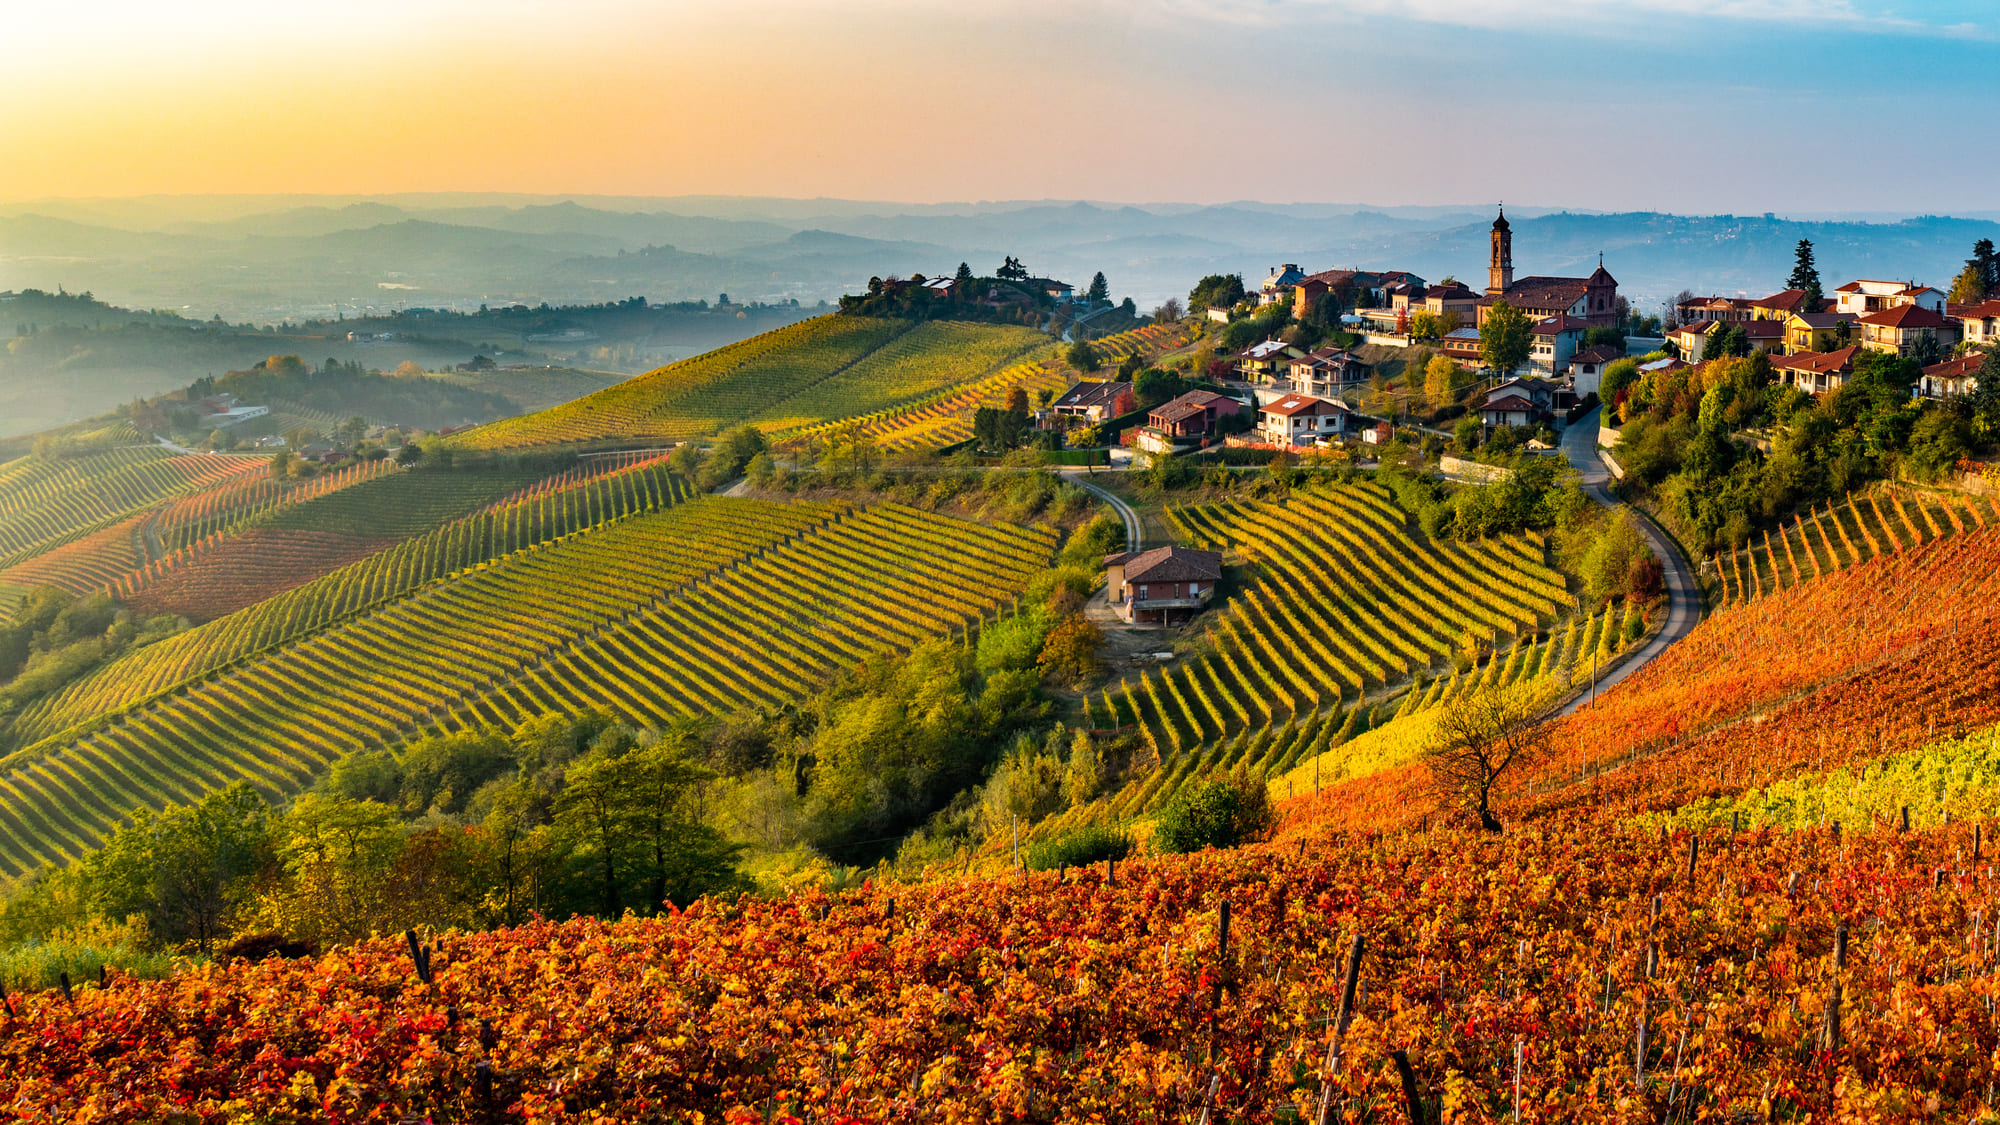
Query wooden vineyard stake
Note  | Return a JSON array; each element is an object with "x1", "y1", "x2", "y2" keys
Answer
[
  {"x1": 1512, "y1": 1037, "x2": 1523, "y2": 1122},
  {"x1": 1390, "y1": 1049, "x2": 1423, "y2": 1124},
  {"x1": 1217, "y1": 901, "x2": 1231, "y2": 964},
  {"x1": 1106, "y1": 855, "x2": 1116, "y2": 887},
  {"x1": 1314, "y1": 933, "x2": 1367, "y2": 1125},
  {"x1": 1686, "y1": 835, "x2": 1699, "y2": 881},
  {"x1": 1824, "y1": 919, "x2": 1849, "y2": 1052}
]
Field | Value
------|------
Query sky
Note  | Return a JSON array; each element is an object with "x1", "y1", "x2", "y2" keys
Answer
[{"x1": 4, "y1": 0, "x2": 1996, "y2": 213}]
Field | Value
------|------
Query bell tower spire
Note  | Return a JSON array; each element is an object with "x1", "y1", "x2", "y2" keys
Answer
[{"x1": 1487, "y1": 204, "x2": 1513, "y2": 297}]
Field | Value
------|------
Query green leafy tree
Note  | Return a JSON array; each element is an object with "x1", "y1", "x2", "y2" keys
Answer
[
  {"x1": 81, "y1": 783, "x2": 272, "y2": 954},
  {"x1": 1188, "y1": 274, "x2": 1245, "y2": 312},
  {"x1": 1152, "y1": 768, "x2": 1273, "y2": 854},
  {"x1": 1788, "y1": 239, "x2": 1823, "y2": 308},
  {"x1": 1479, "y1": 301, "x2": 1532, "y2": 376},
  {"x1": 1066, "y1": 339, "x2": 1102, "y2": 373}
]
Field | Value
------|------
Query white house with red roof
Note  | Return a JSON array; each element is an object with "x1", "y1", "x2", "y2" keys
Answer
[
  {"x1": 1833, "y1": 280, "x2": 1946, "y2": 318},
  {"x1": 1920, "y1": 352, "x2": 1983, "y2": 400},
  {"x1": 1953, "y1": 299, "x2": 2000, "y2": 350},
  {"x1": 1256, "y1": 394, "x2": 1353, "y2": 446}
]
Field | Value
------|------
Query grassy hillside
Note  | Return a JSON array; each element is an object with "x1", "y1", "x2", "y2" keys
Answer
[{"x1": 452, "y1": 316, "x2": 1052, "y2": 451}]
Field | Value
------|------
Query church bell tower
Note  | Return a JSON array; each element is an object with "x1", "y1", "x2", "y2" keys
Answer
[{"x1": 1487, "y1": 207, "x2": 1514, "y2": 296}]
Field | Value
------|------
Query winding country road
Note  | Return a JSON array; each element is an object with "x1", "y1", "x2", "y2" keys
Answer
[
  {"x1": 1556, "y1": 406, "x2": 1702, "y2": 715},
  {"x1": 1059, "y1": 469, "x2": 1142, "y2": 552}
]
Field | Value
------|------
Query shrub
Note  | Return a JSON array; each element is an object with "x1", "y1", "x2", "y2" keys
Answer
[
  {"x1": 1024, "y1": 823, "x2": 1133, "y2": 871},
  {"x1": 1151, "y1": 768, "x2": 1274, "y2": 854}
]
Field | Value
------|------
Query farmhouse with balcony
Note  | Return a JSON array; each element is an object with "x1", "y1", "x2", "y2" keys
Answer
[
  {"x1": 1133, "y1": 390, "x2": 1242, "y2": 455},
  {"x1": 1476, "y1": 377, "x2": 1561, "y2": 429},
  {"x1": 1476, "y1": 209, "x2": 1620, "y2": 330},
  {"x1": 1256, "y1": 394, "x2": 1354, "y2": 446},
  {"x1": 1104, "y1": 546, "x2": 1224, "y2": 626},
  {"x1": 1769, "y1": 347, "x2": 1859, "y2": 395}
]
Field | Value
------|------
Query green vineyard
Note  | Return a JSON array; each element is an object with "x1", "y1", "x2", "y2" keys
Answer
[
  {"x1": 18, "y1": 457, "x2": 694, "y2": 746},
  {"x1": 0, "y1": 495, "x2": 1054, "y2": 877},
  {"x1": 453, "y1": 317, "x2": 1071, "y2": 452},
  {"x1": 780, "y1": 322, "x2": 1181, "y2": 451},
  {"x1": 1019, "y1": 481, "x2": 1599, "y2": 844},
  {"x1": 1708, "y1": 484, "x2": 2000, "y2": 607}
]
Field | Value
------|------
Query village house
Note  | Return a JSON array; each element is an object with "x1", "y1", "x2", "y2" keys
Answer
[
  {"x1": 1769, "y1": 346, "x2": 1859, "y2": 395},
  {"x1": 1477, "y1": 209, "x2": 1620, "y2": 330},
  {"x1": 1676, "y1": 296, "x2": 1754, "y2": 325},
  {"x1": 1785, "y1": 311, "x2": 1853, "y2": 354},
  {"x1": 1834, "y1": 280, "x2": 1946, "y2": 318},
  {"x1": 1104, "y1": 546, "x2": 1224, "y2": 626},
  {"x1": 1476, "y1": 376, "x2": 1562, "y2": 429},
  {"x1": 1438, "y1": 326, "x2": 1484, "y2": 368},
  {"x1": 1256, "y1": 394, "x2": 1353, "y2": 446},
  {"x1": 1284, "y1": 346, "x2": 1368, "y2": 396},
  {"x1": 1750, "y1": 288, "x2": 1824, "y2": 320},
  {"x1": 1031, "y1": 278, "x2": 1077, "y2": 303},
  {"x1": 1566, "y1": 344, "x2": 1624, "y2": 396},
  {"x1": 1528, "y1": 314, "x2": 1587, "y2": 376},
  {"x1": 1951, "y1": 299, "x2": 2000, "y2": 350},
  {"x1": 1858, "y1": 303, "x2": 1958, "y2": 357},
  {"x1": 1236, "y1": 339, "x2": 1306, "y2": 382},
  {"x1": 1920, "y1": 352, "x2": 1983, "y2": 400},
  {"x1": 1258, "y1": 264, "x2": 1308, "y2": 306},
  {"x1": 1045, "y1": 380, "x2": 1133, "y2": 426},
  {"x1": 1292, "y1": 268, "x2": 1427, "y2": 318},
  {"x1": 1668, "y1": 320, "x2": 1717, "y2": 362},
  {"x1": 1135, "y1": 389, "x2": 1242, "y2": 454}
]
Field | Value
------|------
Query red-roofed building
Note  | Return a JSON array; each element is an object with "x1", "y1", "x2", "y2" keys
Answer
[
  {"x1": 1676, "y1": 296, "x2": 1754, "y2": 325},
  {"x1": 1858, "y1": 303, "x2": 1959, "y2": 357},
  {"x1": 1954, "y1": 299, "x2": 2000, "y2": 350},
  {"x1": 1476, "y1": 210, "x2": 1620, "y2": 329},
  {"x1": 1834, "y1": 279, "x2": 1946, "y2": 318},
  {"x1": 1769, "y1": 347, "x2": 1859, "y2": 395},
  {"x1": 1144, "y1": 390, "x2": 1241, "y2": 444},
  {"x1": 1566, "y1": 345, "x2": 1625, "y2": 395},
  {"x1": 1256, "y1": 394, "x2": 1354, "y2": 446},
  {"x1": 1104, "y1": 546, "x2": 1224, "y2": 626},
  {"x1": 1920, "y1": 352, "x2": 1983, "y2": 400},
  {"x1": 1750, "y1": 289, "x2": 1816, "y2": 320}
]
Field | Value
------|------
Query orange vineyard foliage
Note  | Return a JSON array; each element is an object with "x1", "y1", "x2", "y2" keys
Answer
[{"x1": 6, "y1": 822, "x2": 2000, "y2": 1121}]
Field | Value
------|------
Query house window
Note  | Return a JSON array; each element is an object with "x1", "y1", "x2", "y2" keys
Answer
[{"x1": 1138, "y1": 585, "x2": 1148, "y2": 600}]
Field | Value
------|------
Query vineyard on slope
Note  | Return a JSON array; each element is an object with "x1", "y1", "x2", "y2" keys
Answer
[
  {"x1": 0, "y1": 498, "x2": 1054, "y2": 877},
  {"x1": 1065, "y1": 483, "x2": 1572, "y2": 811},
  {"x1": 1707, "y1": 484, "x2": 1997, "y2": 607},
  {"x1": 780, "y1": 321, "x2": 1182, "y2": 452},
  {"x1": 8, "y1": 457, "x2": 694, "y2": 749},
  {"x1": 10, "y1": 817, "x2": 1998, "y2": 1121},
  {"x1": 0, "y1": 447, "x2": 266, "y2": 570},
  {"x1": 1301, "y1": 521, "x2": 2000, "y2": 838}
]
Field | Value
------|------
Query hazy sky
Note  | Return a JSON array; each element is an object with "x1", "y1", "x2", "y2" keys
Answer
[{"x1": 6, "y1": 0, "x2": 1995, "y2": 212}]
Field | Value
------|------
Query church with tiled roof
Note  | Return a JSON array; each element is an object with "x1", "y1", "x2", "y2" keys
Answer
[{"x1": 1476, "y1": 208, "x2": 1620, "y2": 330}]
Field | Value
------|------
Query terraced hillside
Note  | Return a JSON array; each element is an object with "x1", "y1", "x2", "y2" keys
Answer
[
  {"x1": 1708, "y1": 483, "x2": 1998, "y2": 606},
  {"x1": 0, "y1": 496, "x2": 1054, "y2": 876},
  {"x1": 15, "y1": 456, "x2": 692, "y2": 747},
  {"x1": 0, "y1": 445, "x2": 267, "y2": 570},
  {"x1": 115, "y1": 463, "x2": 556, "y2": 621},
  {"x1": 453, "y1": 317, "x2": 1051, "y2": 451}
]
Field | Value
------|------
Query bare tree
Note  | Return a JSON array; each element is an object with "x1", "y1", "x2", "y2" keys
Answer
[
  {"x1": 1153, "y1": 297, "x2": 1184, "y2": 324},
  {"x1": 1424, "y1": 689, "x2": 1552, "y2": 832}
]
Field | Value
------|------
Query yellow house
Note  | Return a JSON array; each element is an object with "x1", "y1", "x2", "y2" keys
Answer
[{"x1": 1784, "y1": 311, "x2": 1853, "y2": 355}]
